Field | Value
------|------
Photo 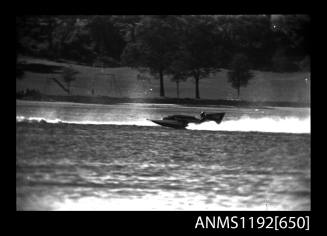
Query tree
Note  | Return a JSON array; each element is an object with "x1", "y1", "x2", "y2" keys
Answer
[
  {"x1": 16, "y1": 15, "x2": 98, "y2": 63},
  {"x1": 271, "y1": 15, "x2": 310, "y2": 54},
  {"x1": 121, "y1": 16, "x2": 180, "y2": 97},
  {"x1": 270, "y1": 15, "x2": 310, "y2": 72},
  {"x1": 227, "y1": 54, "x2": 254, "y2": 99},
  {"x1": 87, "y1": 16, "x2": 126, "y2": 61},
  {"x1": 16, "y1": 16, "x2": 87, "y2": 59},
  {"x1": 171, "y1": 72, "x2": 188, "y2": 98},
  {"x1": 16, "y1": 16, "x2": 44, "y2": 57},
  {"x1": 173, "y1": 15, "x2": 222, "y2": 99},
  {"x1": 61, "y1": 66, "x2": 78, "y2": 94},
  {"x1": 215, "y1": 15, "x2": 275, "y2": 71},
  {"x1": 111, "y1": 15, "x2": 143, "y2": 43}
]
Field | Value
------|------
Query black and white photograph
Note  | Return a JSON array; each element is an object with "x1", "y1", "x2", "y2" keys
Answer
[{"x1": 16, "y1": 15, "x2": 310, "y2": 211}]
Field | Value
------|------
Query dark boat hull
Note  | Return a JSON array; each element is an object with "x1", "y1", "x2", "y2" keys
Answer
[{"x1": 149, "y1": 119, "x2": 187, "y2": 129}]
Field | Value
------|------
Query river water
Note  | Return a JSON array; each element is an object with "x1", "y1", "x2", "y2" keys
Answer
[{"x1": 16, "y1": 100, "x2": 310, "y2": 210}]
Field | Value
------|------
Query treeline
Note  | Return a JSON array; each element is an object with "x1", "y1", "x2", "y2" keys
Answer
[{"x1": 16, "y1": 15, "x2": 310, "y2": 98}]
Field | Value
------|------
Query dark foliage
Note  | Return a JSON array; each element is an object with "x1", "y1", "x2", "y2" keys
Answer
[
  {"x1": 227, "y1": 54, "x2": 254, "y2": 98},
  {"x1": 16, "y1": 63, "x2": 64, "y2": 74},
  {"x1": 16, "y1": 15, "x2": 310, "y2": 99}
]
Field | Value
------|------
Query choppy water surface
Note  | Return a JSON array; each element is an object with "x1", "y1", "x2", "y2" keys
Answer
[{"x1": 16, "y1": 100, "x2": 310, "y2": 210}]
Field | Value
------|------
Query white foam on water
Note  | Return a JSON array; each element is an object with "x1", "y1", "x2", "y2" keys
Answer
[
  {"x1": 16, "y1": 115, "x2": 310, "y2": 134},
  {"x1": 16, "y1": 115, "x2": 156, "y2": 126},
  {"x1": 187, "y1": 115, "x2": 310, "y2": 134},
  {"x1": 43, "y1": 191, "x2": 291, "y2": 211},
  {"x1": 16, "y1": 116, "x2": 63, "y2": 124}
]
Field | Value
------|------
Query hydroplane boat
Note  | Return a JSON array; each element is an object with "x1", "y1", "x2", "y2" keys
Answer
[{"x1": 148, "y1": 112, "x2": 225, "y2": 129}]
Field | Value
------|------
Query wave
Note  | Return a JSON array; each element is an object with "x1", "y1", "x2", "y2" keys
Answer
[{"x1": 16, "y1": 115, "x2": 310, "y2": 134}]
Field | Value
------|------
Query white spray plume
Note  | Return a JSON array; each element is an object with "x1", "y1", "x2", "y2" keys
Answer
[{"x1": 187, "y1": 115, "x2": 310, "y2": 134}]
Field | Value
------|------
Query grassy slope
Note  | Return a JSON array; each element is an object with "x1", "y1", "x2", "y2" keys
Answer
[{"x1": 16, "y1": 56, "x2": 310, "y2": 103}]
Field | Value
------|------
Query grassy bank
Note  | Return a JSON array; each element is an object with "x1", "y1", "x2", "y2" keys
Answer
[{"x1": 16, "y1": 56, "x2": 311, "y2": 107}]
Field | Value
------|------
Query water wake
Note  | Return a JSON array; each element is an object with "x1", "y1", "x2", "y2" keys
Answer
[
  {"x1": 188, "y1": 116, "x2": 310, "y2": 134},
  {"x1": 16, "y1": 115, "x2": 310, "y2": 134},
  {"x1": 16, "y1": 116, "x2": 156, "y2": 126}
]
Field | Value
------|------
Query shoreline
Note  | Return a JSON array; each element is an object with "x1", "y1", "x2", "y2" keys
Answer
[{"x1": 16, "y1": 94, "x2": 310, "y2": 109}]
